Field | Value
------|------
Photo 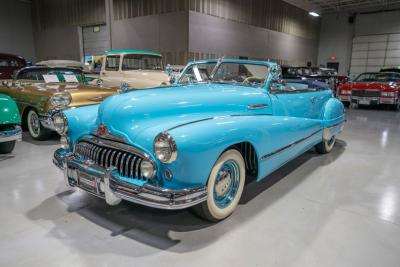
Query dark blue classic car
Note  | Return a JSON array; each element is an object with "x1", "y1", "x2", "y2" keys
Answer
[{"x1": 53, "y1": 59, "x2": 345, "y2": 221}]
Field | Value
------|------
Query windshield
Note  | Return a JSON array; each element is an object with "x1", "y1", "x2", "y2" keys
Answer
[
  {"x1": 16, "y1": 68, "x2": 84, "y2": 83},
  {"x1": 122, "y1": 54, "x2": 164, "y2": 70},
  {"x1": 354, "y1": 73, "x2": 400, "y2": 82},
  {"x1": 178, "y1": 62, "x2": 269, "y2": 88}
]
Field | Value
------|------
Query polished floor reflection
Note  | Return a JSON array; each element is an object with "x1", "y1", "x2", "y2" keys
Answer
[{"x1": 1, "y1": 108, "x2": 400, "y2": 267}]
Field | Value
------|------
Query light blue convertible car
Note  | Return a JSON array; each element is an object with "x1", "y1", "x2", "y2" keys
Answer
[{"x1": 52, "y1": 59, "x2": 345, "y2": 221}]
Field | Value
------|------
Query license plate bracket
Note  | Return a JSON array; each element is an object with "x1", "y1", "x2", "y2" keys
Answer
[{"x1": 77, "y1": 171, "x2": 98, "y2": 193}]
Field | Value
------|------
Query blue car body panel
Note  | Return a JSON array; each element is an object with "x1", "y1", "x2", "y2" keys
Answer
[{"x1": 61, "y1": 59, "x2": 345, "y2": 190}]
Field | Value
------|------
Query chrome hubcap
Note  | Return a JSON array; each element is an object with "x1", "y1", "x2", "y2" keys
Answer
[
  {"x1": 213, "y1": 159, "x2": 240, "y2": 209},
  {"x1": 30, "y1": 112, "x2": 40, "y2": 135}
]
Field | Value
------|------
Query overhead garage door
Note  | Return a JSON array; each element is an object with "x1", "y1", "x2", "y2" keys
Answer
[
  {"x1": 82, "y1": 24, "x2": 110, "y2": 58},
  {"x1": 350, "y1": 33, "x2": 400, "y2": 77}
]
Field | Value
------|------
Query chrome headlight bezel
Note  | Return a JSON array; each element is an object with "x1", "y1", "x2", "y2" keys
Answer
[
  {"x1": 52, "y1": 112, "x2": 68, "y2": 135},
  {"x1": 140, "y1": 160, "x2": 156, "y2": 179},
  {"x1": 50, "y1": 93, "x2": 72, "y2": 107},
  {"x1": 153, "y1": 132, "x2": 178, "y2": 164}
]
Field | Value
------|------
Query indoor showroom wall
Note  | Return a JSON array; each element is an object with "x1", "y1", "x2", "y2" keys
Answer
[
  {"x1": 111, "y1": 11, "x2": 188, "y2": 65},
  {"x1": 318, "y1": 9, "x2": 400, "y2": 76},
  {"x1": 188, "y1": 11, "x2": 319, "y2": 66},
  {"x1": 0, "y1": 0, "x2": 35, "y2": 62}
]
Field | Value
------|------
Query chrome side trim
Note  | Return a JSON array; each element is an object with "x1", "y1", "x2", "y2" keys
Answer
[
  {"x1": 247, "y1": 104, "x2": 268, "y2": 110},
  {"x1": 260, "y1": 129, "x2": 322, "y2": 161}
]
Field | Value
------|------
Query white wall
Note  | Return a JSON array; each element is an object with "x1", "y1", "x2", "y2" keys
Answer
[
  {"x1": 318, "y1": 10, "x2": 400, "y2": 76},
  {"x1": 189, "y1": 11, "x2": 319, "y2": 66},
  {"x1": 0, "y1": 0, "x2": 35, "y2": 62},
  {"x1": 34, "y1": 26, "x2": 81, "y2": 61},
  {"x1": 317, "y1": 13, "x2": 354, "y2": 75},
  {"x1": 111, "y1": 11, "x2": 188, "y2": 54}
]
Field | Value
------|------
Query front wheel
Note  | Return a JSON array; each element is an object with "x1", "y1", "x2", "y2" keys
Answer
[
  {"x1": 27, "y1": 109, "x2": 52, "y2": 140},
  {"x1": 194, "y1": 149, "x2": 246, "y2": 222},
  {"x1": 316, "y1": 136, "x2": 336, "y2": 154},
  {"x1": 0, "y1": 141, "x2": 16, "y2": 154}
]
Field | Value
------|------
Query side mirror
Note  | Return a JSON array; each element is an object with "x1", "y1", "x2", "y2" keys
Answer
[{"x1": 166, "y1": 64, "x2": 176, "y2": 84}]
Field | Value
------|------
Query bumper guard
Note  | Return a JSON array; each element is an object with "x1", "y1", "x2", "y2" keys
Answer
[{"x1": 53, "y1": 148, "x2": 207, "y2": 210}]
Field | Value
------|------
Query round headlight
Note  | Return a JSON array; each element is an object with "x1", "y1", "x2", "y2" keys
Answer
[
  {"x1": 53, "y1": 113, "x2": 68, "y2": 135},
  {"x1": 153, "y1": 132, "x2": 177, "y2": 163},
  {"x1": 50, "y1": 93, "x2": 71, "y2": 107},
  {"x1": 60, "y1": 135, "x2": 70, "y2": 150},
  {"x1": 140, "y1": 160, "x2": 156, "y2": 179}
]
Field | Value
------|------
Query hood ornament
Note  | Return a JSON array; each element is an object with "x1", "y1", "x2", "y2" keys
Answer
[{"x1": 98, "y1": 123, "x2": 108, "y2": 136}]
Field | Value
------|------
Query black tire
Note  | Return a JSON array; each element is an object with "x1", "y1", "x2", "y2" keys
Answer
[
  {"x1": 0, "y1": 141, "x2": 16, "y2": 154},
  {"x1": 315, "y1": 137, "x2": 336, "y2": 154},
  {"x1": 26, "y1": 109, "x2": 52, "y2": 140},
  {"x1": 193, "y1": 149, "x2": 246, "y2": 222}
]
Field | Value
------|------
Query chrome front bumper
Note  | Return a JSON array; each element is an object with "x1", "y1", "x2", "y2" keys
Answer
[
  {"x1": 0, "y1": 126, "x2": 22, "y2": 143},
  {"x1": 53, "y1": 148, "x2": 207, "y2": 210},
  {"x1": 339, "y1": 95, "x2": 398, "y2": 105}
]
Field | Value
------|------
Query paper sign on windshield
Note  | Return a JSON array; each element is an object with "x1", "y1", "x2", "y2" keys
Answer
[
  {"x1": 43, "y1": 74, "x2": 60, "y2": 83},
  {"x1": 63, "y1": 75, "x2": 79, "y2": 83}
]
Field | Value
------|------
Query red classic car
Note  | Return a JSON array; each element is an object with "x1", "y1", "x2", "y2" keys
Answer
[
  {"x1": 337, "y1": 72, "x2": 400, "y2": 110},
  {"x1": 0, "y1": 53, "x2": 27, "y2": 79}
]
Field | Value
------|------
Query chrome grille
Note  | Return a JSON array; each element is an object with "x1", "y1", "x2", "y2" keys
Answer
[
  {"x1": 352, "y1": 90, "x2": 380, "y2": 97},
  {"x1": 74, "y1": 141, "x2": 144, "y2": 179}
]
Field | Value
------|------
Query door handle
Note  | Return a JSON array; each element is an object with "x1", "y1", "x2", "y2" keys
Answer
[{"x1": 247, "y1": 103, "x2": 268, "y2": 110}]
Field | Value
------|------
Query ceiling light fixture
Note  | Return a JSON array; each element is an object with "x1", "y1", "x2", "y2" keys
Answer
[{"x1": 309, "y1": 11, "x2": 320, "y2": 17}]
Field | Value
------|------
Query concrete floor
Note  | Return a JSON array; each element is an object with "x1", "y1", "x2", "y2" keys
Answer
[{"x1": 1, "y1": 107, "x2": 400, "y2": 267}]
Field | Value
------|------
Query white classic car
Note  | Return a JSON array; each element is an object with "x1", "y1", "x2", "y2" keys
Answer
[{"x1": 95, "y1": 49, "x2": 170, "y2": 89}]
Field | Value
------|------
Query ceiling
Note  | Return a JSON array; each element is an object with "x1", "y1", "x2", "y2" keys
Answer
[{"x1": 285, "y1": 0, "x2": 400, "y2": 14}]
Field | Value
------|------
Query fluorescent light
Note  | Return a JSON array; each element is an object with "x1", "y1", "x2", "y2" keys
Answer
[{"x1": 309, "y1": 11, "x2": 320, "y2": 17}]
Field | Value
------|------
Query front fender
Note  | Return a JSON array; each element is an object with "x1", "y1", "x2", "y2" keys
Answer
[
  {"x1": 64, "y1": 104, "x2": 100, "y2": 145},
  {"x1": 0, "y1": 94, "x2": 20, "y2": 124},
  {"x1": 137, "y1": 115, "x2": 321, "y2": 190}
]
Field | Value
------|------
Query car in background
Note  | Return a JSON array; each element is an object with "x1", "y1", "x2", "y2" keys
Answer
[
  {"x1": 0, "y1": 66, "x2": 120, "y2": 140},
  {"x1": 337, "y1": 72, "x2": 400, "y2": 110},
  {"x1": 281, "y1": 66, "x2": 348, "y2": 93},
  {"x1": 36, "y1": 60, "x2": 90, "y2": 73},
  {"x1": 380, "y1": 66, "x2": 400, "y2": 73},
  {"x1": 0, "y1": 53, "x2": 27, "y2": 79},
  {"x1": 96, "y1": 49, "x2": 170, "y2": 89},
  {"x1": 0, "y1": 94, "x2": 21, "y2": 154},
  {"x1": 52, "y1": 59, "x2": 345, "y2": 221}
]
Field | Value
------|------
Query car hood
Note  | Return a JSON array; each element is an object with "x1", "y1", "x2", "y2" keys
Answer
[
  {"x1": 342, "y1": 82, "x2": 394, "y2": 90},
  {"x1": 97, "y1": 83, "x2": 271, "y2": 142}
]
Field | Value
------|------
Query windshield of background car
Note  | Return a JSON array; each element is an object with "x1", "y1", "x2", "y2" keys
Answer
[
  {"x1": 212, "y1": 63, "x2": 269, "y2": 88},
  {"x1": 122, "y1": 54, "x2": 164, "y2": 71},
  {"x1": 16, "y1": 68, "x2": 84, "y2": 83},
  {"x1": 355, "y1": 73, "x2": 400, "y2": 82}
]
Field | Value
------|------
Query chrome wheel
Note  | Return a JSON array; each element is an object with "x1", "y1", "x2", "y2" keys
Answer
[{"x1": 213, "y1": 159, "x2": 240, "y2": 209}]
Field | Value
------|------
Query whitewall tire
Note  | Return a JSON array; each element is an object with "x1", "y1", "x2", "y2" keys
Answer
[
  {"x1": 316, "y1": 136, "x2": 336, "y2": 154},
  {"x1": 27, "y1": 109, "x2": 51, "y2": 140},
  {"x1": 194, "y1": 149, "x2": 246, "y2": 221}
]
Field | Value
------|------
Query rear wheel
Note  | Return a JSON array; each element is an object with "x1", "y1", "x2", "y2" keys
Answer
[
  {"x1": 194, "y1": 149, "x2": 246, "y2": 222},
  {"x1": 0, "y1": 141, "x2": 16, "y2": 154},
  {"x1": 27, "y1": 109, "x2": 52, "y2": 140},
  {"x1": 316, "y1": 136, "x2": 336, "y2": 154}
]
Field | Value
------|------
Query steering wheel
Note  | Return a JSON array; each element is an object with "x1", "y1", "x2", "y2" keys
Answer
[{"x1": 243, "y1": 76, "x2": 264, "y2": 86}]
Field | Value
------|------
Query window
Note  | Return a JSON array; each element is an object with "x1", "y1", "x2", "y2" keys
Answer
[
  {"x1": 105, "y1": 55, "x2": 120, "y2": 71},
  {"x1": 212, "y1": 63, "x2": 269, "y2": 88},
  {"x1": 178, "y1": 63, "x2": 216, "y2": 84},
  {"x1": 17, "y1": 68, "x2": 83, "y2": 82},
  {"x1": 122, "y1": 54, "x2": 163, "y2": 70}
]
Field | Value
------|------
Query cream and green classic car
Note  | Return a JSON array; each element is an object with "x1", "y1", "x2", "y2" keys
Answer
[{"x1": 95, "y1": 49, "x2": 170, "y2": 89}]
